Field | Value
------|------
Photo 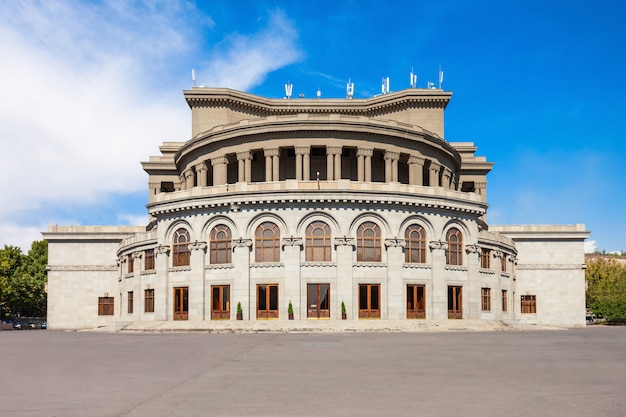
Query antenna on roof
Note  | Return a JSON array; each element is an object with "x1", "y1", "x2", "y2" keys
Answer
[
  {"x1": 192, "y1": 69, "x2": 196, "y2": 87},
  {"x1": 438, "y1": 65, "x2": 444, "y2": 89},
  {"x1": 346, "y1": 78, "x2": 354, "y2": 99},
  {"x1": 382, "y1": 77, "x2": 390, "y2": 94},
  {"x1": 285, "y1": 81, "x2": 293, "y2": 99},
  {"x1": 317, "y1": 88, "x2": 321, "y2": 98},
  {"x1": 410, "y1": 68, "x2": 417, "y2": 88}
]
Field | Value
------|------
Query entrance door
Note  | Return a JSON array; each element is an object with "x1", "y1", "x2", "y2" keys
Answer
[
  {"x1": 257, "y1": 284, "x2": 279, "y2": 319},
  {"x1": 173, "y1": 287, "x2": 188, "y2": 320},
  {"x1": 307, "y1": 284, "x2": 330, "y2": 319},
  {"x1": 448, "y1": 286, "x2": 462, "y2": 319},
  {"x1": 358, "y1": 284, "x2": 380, "y2": 319},
  {"x1": 211, "y1": 285, "x2": 230, "y2": 320},
  {"x1": 407, "y1": 284, "x2": 426, "y2": 319}
]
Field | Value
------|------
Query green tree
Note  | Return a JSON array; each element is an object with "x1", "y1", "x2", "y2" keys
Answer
[
  {"x1": 586, "y1": 257, "x2": 626, "y2": 320},
  {"x1": 0, "y1": 241, "x2": 48, "y2": 319}
]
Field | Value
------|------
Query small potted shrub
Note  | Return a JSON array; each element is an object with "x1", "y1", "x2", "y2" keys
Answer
[
  {"x1": 288, "y1": 301, "x2": 294, "y2": 320},
  {"x1": 341, "y1": 301, "x2": 347, "y2": 320},
  {"x1": 236, "y1": 302, "x2": 243, "y2": 320}
]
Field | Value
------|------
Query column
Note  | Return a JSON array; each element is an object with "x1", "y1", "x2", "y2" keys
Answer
[
  {"x1": 384, "y1": 238, "x2": 405, "y2": 319},
  {"x1": 188, "y1": 241, "x2": 207, "y2": 321},
  {"x1": 326, "y1": 151, "x2": 334, "y2": 180},
  {"x1": 384, "y1": 151, "x2": 399, "y2": 183},
  {"x1": 442, "y1": 167, "x2": 453, "y2": 190},
  {"x1": 429, "y1": 161, "x2": 441, "y2": 187},
  {"x1": 211, "y1": 156, "x2": 228, "y2": 186},
  {"x1": 282, "y1": 237, "x2": 303, "y2": 319},
  {"x1": 295, "y1": 146, "x2": 310, "y2": 181},
  {"x1": 273, "y1": 151, "x2": 280, "y2": 182},
  {"x1": 195, "y1": 162, "x2": 208, "y2": 187},
  {"x1": 334, "y1": 237, "x2": 355, "y2": 320},
  {"x1": 236, "y1": 151, "x2": 252, "y2": 183},
  {"x1": 154, "y1": 245, "x2": 170, "y2": 321},
  {"x1": 357, "y1": 148, "x2": 373, "y2": 182},
  {"x1": 407, "y1": 155, "x2": 425, "y2": 186},
  {"x1": 264, "y1": 148, "x2": 279, "y2": 182},
  {"x1": 183, "y1": 168, "x2": 195, "y2": 189},
  {"x1": 232, "y1": 238, "x2": 252, "y2": 320},
  {"x1": 327, "y1": 146, "x2": 342, "y2": 180},
  {"x1": 429, "y1": 240, "x2": 448, "y2": 319}
]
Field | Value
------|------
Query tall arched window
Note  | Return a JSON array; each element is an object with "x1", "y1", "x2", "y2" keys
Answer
[
  {"x1": 172, "y1": 228, "x2": 191, "y2": 266},
  {"x1": 305, "y1": 221, "x2": 331, "y2": 262},
  {"x1": 255, "y1": 222, "x2": 280, "y2": 262},
  {"x1": 357, "y1": 221, "x2": 381, "y2": 262},
  {"x1": 405, "y1": 224, "x2": 426, "y2": 263},
  {"x1": 210, "y1": 225, "x2": 232, "y2": 264},
  {"x1": 446, "y1": 227, "x2": 463, "y2": 266}
]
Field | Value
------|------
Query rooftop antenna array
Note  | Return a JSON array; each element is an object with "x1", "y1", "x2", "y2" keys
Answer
[
  {"x1": 317, "y1": 88, "x2": 321, "y2": 98},
  {"x1": 284, "y1": 81, "x2": 293, "y2": 99},
  {"x1": 192, "y1": 69, "x2": 196, "y2": 87},
  {"x1": 346, "y1": 78, "x2": 354, "y2": 99},
  {"x1": 410, "y1": 68, "x2": 417, "y2": 88},
  {"x1": 438, "y1": 65, "x2": 444, "y2": 89},
  {"x1": 381, "y1": 77, "x2": 390, "y2": 94}
]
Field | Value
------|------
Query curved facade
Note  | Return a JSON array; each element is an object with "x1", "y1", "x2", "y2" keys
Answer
[{"x1": 44, "y1": 88, "x2": 589, "y2": 330}]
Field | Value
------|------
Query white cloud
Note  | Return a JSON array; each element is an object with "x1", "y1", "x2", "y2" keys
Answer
[
  {"x1": 584, "y1": 239, "x2": 598, "y2": 254},
  {"x1": 0, "y1": 2, "x2": 302, "y2": 249}
]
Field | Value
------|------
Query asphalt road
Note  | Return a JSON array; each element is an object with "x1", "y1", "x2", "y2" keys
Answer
[{"x1": 1, "y1": 328, "x2": 625, "y2": 417}]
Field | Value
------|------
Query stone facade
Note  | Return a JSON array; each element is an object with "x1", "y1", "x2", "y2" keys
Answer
[{"x1": 43, "y1": 88, "x2": 589, "y2": 330}]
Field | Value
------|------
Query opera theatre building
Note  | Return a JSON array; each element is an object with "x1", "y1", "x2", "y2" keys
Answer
[{"x1": 44, "y1": 86, "x2": 589, "y2": 330}]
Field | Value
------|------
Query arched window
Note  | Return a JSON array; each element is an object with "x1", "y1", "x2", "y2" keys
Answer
[
  {"x1": 405, "y1": 224, "x2": 426, "y2": 263},
  {"x1": 446, "y1": 227, "x2": 463, "y2": 266},
  {"x1": 305, "y1": 221, "x2": 331, "y2": 262},
  {"x1": 210, "y1": 225, "x2": 232, "y2": 264},
  {"x1": 255, "y1": 222, "x2": 280, "y2": 262},
  {"x1": 172, "y1": 228, "x2": 191, "y2": 266},
  {"x1": 357, "y1": 221, "x2": 381, "y2": 262}
]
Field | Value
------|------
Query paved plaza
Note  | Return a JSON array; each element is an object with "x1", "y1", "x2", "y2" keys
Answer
[{"x1": 1, "y1": 327, "x2": 625, "y2": 417}]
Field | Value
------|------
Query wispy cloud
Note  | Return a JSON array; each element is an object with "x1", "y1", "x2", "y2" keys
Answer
[{"x1": 0, "y1": 2, "x2": 301, "y2": 250}]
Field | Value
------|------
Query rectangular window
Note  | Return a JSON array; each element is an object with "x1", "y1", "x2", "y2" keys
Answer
[
  {"x1": 98, "y1": 297, "x2": 114, "y2": 316},
  {"x1": 501, "y1": 256, "x2": 507, "y2": 272},
  {"x1": 144, "y1": 249, "x2": 155, "y2": 270},
  {"x1": 481, "y1": 288, "x2": 491, "y2": 311},
  {"x1": 127, "y1": 254, "x2": 134, "y2": 273},
  {"x1": 144, "y1": 289, "x2": 155, "y2": 313},
  {"x1": 521, "y1": 295, "x2": 536, "y2": 314},
  {"x1": 127, "y1": 291, "x2": 134, "y2": 314},
  {"x1": 502, "y1": 290, "x2": 508, "y2": 312},
  {"x1": 480, "y1": 249, "x2": 490, "y2": 269}
]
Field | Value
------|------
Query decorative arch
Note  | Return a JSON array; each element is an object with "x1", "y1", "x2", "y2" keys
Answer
[
  {"x1": 445, "y1": 227, "x2": 463, "y2": 266},
  {"x1": 172, "y1": 227, "x2": 191, "y2": 267},
  {"x1": 356, "y1": 221, "x2": 382, "y2": 262},
  {"x1": 254, "y1": 221, "x2": 281, "y2": 263}
]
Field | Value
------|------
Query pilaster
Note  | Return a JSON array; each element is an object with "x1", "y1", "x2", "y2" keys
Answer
[
  {"x1": 154, "y1": 245, "x2": 170, "y2": 321},
  {"x1": 334, "y1": 236, "x2": 355, "y2": 320},
  {"x1": 429, "y1": 240, "x2": 448, "y2": 319},
  {"x1": 232, "y1": 238, "x2": 252, "y2": 320},
  {"x1": 188, "y1": 241, "x2": 207, "y2": 321},
  {"x1": 384, "y1": 238, "x2": 405, "y2": 319},
  {"x1": 281, "y1": 236, "x2": 303, "y2": 319}
]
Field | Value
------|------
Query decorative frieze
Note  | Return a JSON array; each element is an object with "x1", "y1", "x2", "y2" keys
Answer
[
  {"x1": 465, "y1": 244, "x2": 482, "y2": 255},
  {"x1": 384, "y1": 238, "x2": 405, "y2": 248},
  {"x1": 48, "y1": 265, "x2": 118, "y2": 271},
  {"x1": 250, "y1": 262, "x2": 284, "y2": 268},
  {"x1": 188, "y1": 241, "x2": 208, "y2": 251},
  {"x1": 132, "y1": 251, "x2": 143, "y2": 259},
  {"x1": 429, "y1": 240, "x2": 448, "y2": 251},
  {"x1": 155, "y1": 245, "x2": 170, "y2": 256},
  {"x1": 205, "y1": 263, "x2": 234, "y2": 270},
  {"x1": 232, "y1": 238, "x2": 252, "y2": 248},
  {"x1": 402, "y1": 263, "x2": 432, "y2": 270},
  {"x1": 517, "y1": 264, "x2": 586, "y2": 270},
  {"x1": 334, "y1": 236, "x2": 355, "y2": 248},
  {"x1": 301, "y1": 262, "x2": 337, "y2": 268},
  {"x1": 281, "y1": 236, "x2": 303, "y2": 249}
]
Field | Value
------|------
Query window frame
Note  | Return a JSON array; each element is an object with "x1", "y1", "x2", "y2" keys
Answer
[
  {"x1": 445, "y1": 227, "x2": 463, "y2": 266},
  {"x1": 144, "y1": 249, "x2": 155, "y2": 271},
  {"x1": 521, "y1": 295, "x2": 537, "y2": 314},
  {"x1": 405, "y1": 224, "x2": 426, "y2": 264},
  {"x1": 255, "y1": 222, "x2": 280, "y2": 263},
  {"x1": 172, "y1": 228, "x2": 191, "y2": 267},
  {"x1": 356, "y1": 221, "x2": 381, "y2": 262},
  {"x1": 210, "y1": 224, "x2": 232, "y2": 264},
  {"x1": 481, "y1": 287, "x2": 491, "y2": 311},
  {"x1": 305, "y1": 221, "x2": 332, "y2": 262},
  {"x1": 144, "y1": 289, "x2": 155, "y2": 313},
  {"x1": 127, "y1": 291, "x2": 134, "y2": 314},
  {"x1": 480, "y1": 249, "x2": 490, "y2": 269},
  {"x1": 502, "y1": 290, "x2": 508, "y2": 312},
  {"x1": 98, "y1": 296, "x2": 114, "y2": 316}
]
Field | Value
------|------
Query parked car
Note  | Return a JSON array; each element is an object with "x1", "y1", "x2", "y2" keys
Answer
[{"x1": 13, "y1": 322, "x2": 22, "y2": 329}]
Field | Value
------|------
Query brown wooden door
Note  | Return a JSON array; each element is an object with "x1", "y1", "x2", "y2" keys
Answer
[
  {"x1": 307, "y1": 284, "x2": 330, "y2": 319},
  {"x1": 448, "y1": 286, "x2": 462, "y2": 319},
  {"x1": 359, "y1": 284, "x2": 380, "y2": 319},
  {"x1": 211, "y1": 285, "x2": 230, "y2": 320},
  {"x1": 173, "y1": 287, "x2": 188, "y2": 320},
  {"x1": 407, "y1": 284, "x2": 426, "y2": 319},
  {"x1": 257, "y1": 284, "x2": 279, "y2": 319}
]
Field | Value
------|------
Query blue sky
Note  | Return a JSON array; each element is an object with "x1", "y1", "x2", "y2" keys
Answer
[{"x1": 1, "y1": 0, "x2": 624, "y2": 253}]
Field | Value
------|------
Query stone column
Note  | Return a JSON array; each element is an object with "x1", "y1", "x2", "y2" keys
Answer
[
  {"x1": 326, "y1": 151, "x2": 334, "y2": 180},
  {"x1": 282, "y1": 237, "x2": 303, "y2": 319},
  {"x1": 385, "y1": 238, "x2": 405, "y2": 319},
  {"x1": 264, "y1": 148, "x2": 279, "y2": 182},
  {"x1": 384, "y1": 151, "x2": 400, "y2": 183},
  {"x1": 429, "y1": 161, "x2": 441, "y2": 187},
  {"x1": 195, "y1": 162, "x2": 208, "y2": 187},
  {"x1": 295, "y1": 146, "x2": 310, "y2": 181},
  {"x1": 429, "y1": 240, "x2": 448, "y2": 319},
  {"x1": 442, "y1": 167, "x2": 453, "y2": 190},
  {"x1": 211, "y1": 156, "x2": 228, "y2": 186},
  {"x1": 273, "y1": 151, "x2": 280, "y2": 182},
  {"x1": 232, "y1": 238, "x2": 252, "y2": 320},
  {"x1": 154, "y1": 245, "x2": 170, "y2": 321},
  {"x1": 408, "y1": 155, "x2": 425, "y2": 186},
  {"x1": 465, "y1": 245, "x2": 482, "y2": 319},
  {"x1": 334, "y1": 237, "x2": 355, "y2": 320},
  {"x1": 357, "y1": 148, "x2": 373, "y2": 182},
  {"x1": 188, "y1": 241, "x2": 207, "y2": 321},
  {"x1": 237, "y1": 151, "x2": 252, "y2": 183}
]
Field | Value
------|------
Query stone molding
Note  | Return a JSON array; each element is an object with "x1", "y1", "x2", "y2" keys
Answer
[
  {"x1": 250, "y1": 262, "x2": 284, "y2": 268},
  {"x1": 232, "y1": 238, "x2": 252, "y2": 248},
  {"x1": 408, "y1": 155, "x2": 425, "y2": 165},
  {"x1": 236, "y1": 151, "x2": 252, "y2": 160},
  {"x1": 402, "y1": 263, "x2": 431, "y2": 269},
  {"x1": 334, "y1": 236, "x2": 355, "y2": 248},
  {"x1": 444, "y1": 265, "x2": 468, "y2": 272},
  {"x1": 429, "y1": 240, "x2": 448, "y2": 251},
  {"x1": 517, "y1": 264, "x2": 586, "y2": 270},
  {"x1": 132, "y1": 251, "x2": 143, "y2": 259},
  {"x1": 295, "y1": 146, "x2": 311, "y2": 155},
  {"x1": 140, "y1": 270, "x2": 157, "y2": 276},
  {"x1": 301, "y1": 262, "x2": 337, "y2": 268},
  {"x1": 48, "y1": 265, "x2": 118, "y2": 271},
  {"x1": 326, "y1": 146, "x2": 342, "y2": 155},
  {"x1": 205, "y1": 263, "x2": 234, "y2": 270},
  {"x1": 356, "y1": 148, "x2": 373, "y2": 157},
  {"x1": 465, "y1": 244, "x2": 481, "y2": 255},
  {"x1": 168, "y1": 266, "x2": 192, "y2": 272},
  {"x1": 211, "y1": 156, "x2": 228, "y2": 166},
  {"x1": 281, "y1": 236, "x2": 303, "y2": 249},
  {"x1": 188, "y1": 240, "x2": 208, "y2": 251},
  {"x1": 353, "y1": 262, "x2": 387, "y2": 268},
  {"x1": 384, "y1": 151, "x2": 400, "y2": 161},
  {"x1": 263, "y1": 148, "x2": 280, "y2": 157},
  {"x1": 384, "y1": 238, "x2": 405, "y2": 248},
  {"x1": 155, "y1": 245, "x2": 170, "y2": 256}
]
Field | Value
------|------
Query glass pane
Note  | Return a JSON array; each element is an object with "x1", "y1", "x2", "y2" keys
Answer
[
  {"x1": 212, "y1": 287, "x2": 220, "y2": 309},
  {"x1": 269, "y1": 286, "x2": 278, "y2": 311},
  {"x1": 320, "y1": 285, "x2": 329, "y2": 310},
  {"x1": 307, "y1": 284, "x2": 317, "y2": 309},
  {"x1": 258, "y1": 286, "x2": 266, "y2": 310},
  {"x1": 182, "y1": 288, "x2": 188, "y2": 311},
  {"x1": 223, "y1": 286, "x2": 230, "y2": 311},
  {"x1": 371, "y1": 286, "x2": 379, "y2": 310},
  {"x1": 359, "y1": 285, "x2": 368, "y2": 309},
  {"x1": 407, "y1": 285, "x2": 415, "y2": 308},
  {"x1": 417, "y1": 286, "x2": 425, "y2": 310}
]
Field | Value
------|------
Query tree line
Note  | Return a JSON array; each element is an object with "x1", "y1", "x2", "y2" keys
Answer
[
  {"x1": 586, "y1": 256, "x2": 626, "y2": 320},
  {"x1": 0, "y1": 240, "x2": 47, "y2": 319}
]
